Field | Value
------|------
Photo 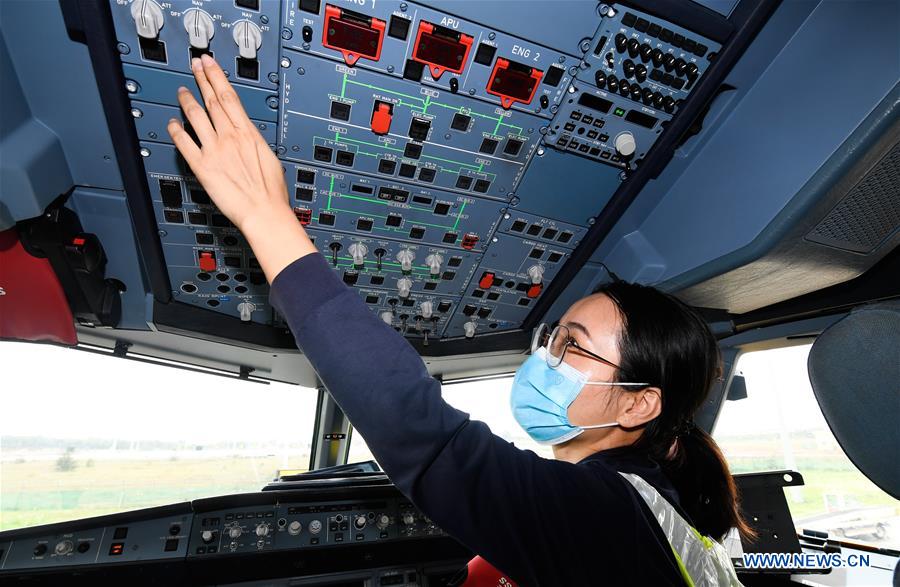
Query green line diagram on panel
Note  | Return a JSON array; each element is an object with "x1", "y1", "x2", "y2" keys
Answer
[
  {"x1": 340, "y1": 73, "x2": 524, "y2": 135},
  {"x1": 315, "y1": 130, "x2": 499, "y2": 182},
  {"x1": 317, "y1": 173, "x2": 474, "y2": 244}
]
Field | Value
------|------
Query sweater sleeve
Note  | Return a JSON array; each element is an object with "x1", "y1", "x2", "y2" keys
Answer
[{"x1": 270, "y1": 253, "x2": 639, "y2": 585}]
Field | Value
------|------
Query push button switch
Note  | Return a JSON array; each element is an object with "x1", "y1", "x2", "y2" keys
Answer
[{"x1": 371, "y1": 102, "x2": 393, "y2": 135}]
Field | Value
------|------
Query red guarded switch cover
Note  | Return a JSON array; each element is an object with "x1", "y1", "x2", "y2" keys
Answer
[
  {"x1": 198, "y1": 251, "x2": 216, "y2": 272},
  {"x1": 478, "y1": 272, "x2": 495, "y2": 290},
  {"x1": 371, "y1": 102, "x2": 393, "y2": 135},
  {"x1": 527, "y1": 283, "x2": 543, "y2": 299}
]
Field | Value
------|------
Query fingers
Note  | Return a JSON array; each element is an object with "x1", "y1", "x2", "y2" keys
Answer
[
  {"x1": 190, "y1": 58, "x2": 234, "y2": 132},
  {"x1": 176, "y1": 87, "x2": 217, "y2": 146},
  {"x1": 167, "y1": 118, "x2": 202, "y2": 167},
  {"x1": 199, "y1": 54, "x2": 253, "y2": 129}
]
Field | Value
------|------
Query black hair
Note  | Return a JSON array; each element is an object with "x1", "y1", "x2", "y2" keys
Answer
[{"x1": 592, "y1": 281, "x2": 755, "y2": 542}]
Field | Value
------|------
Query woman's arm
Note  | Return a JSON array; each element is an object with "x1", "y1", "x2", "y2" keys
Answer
[
  {"x1": 168, "y1": 55, "x2": 637, "y2": 586},
  {"x1": 167, "y1": 55, "x2": 314, "y2": 281}
]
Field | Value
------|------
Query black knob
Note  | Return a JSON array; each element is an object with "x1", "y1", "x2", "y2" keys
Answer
[
  {"x1": 449, "y1": 78, "x2": 459, "y2": 93},
  {"x1": 627, "y1": 38, "x2": 640, "y2": 58},
  {"x1": 651, "y1": 48, "x2": 664, "y2": 67},
  {"x1": 635, "y1": 64, "x2": 647, "y2": 83},
  {"x1": 674, "y1": 58, "x2": 687, "y2": 76},
  {"x1": 663, "y1": 96, "x2": 675, "y2": 113},
  {"x1": 170, "y1": 524, "x2": 181, "y2": 536},
  {"x1": 618, "y1": 79, "x2": 631, "y2": 96},
  {"x1": 652, "y1": 92, "x2": 664, "y2": 108},
  {"x1": 607, "y1": 75, "x2": 619, "y2": 93},
  {"x1": 663, "y1": 54, "x2": 676, "y2": 71},
  {"x1": 614, "y1": 33, "x2": 628, "y2": 53},
  {"x1": 642, "y1": 87, "x2": 654, "y2": 105},
  {"x1": 630, "y1": 85, "x2": 643, "y2": 101},
  {"x1": 594, "y1": 71, "x2": 606, "y2": 88},
  {"x1": 539, "y1": 94, "x2": 549, "y2": 109},
  {"x1": 622, "y1": 59, "x2": 636, "y2": 79},
  {"x1": 34, "y1": 544, "x2": 47, "y2": 557},
  {"x1": 685, "y1": 63, "x2": 699, "y2": 79},
  {"x1": 639, "y1": 43, "x2": 652, "y2": 63},
  {"x1": 77, "y1": 542, "x2": 91, "y2": 554}
]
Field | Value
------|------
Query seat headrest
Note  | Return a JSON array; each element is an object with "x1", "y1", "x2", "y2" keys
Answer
[{"x1": 808, "y1": 300, "x2": 900, "y2": 499}]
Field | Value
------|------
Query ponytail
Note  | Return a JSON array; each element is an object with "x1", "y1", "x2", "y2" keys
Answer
[
  {"x1": 593, "y1": 281, "x2": 756, "y2": 543},
  {"x1": 661, "y1": 424, "x2": 756, "y2": 542}
]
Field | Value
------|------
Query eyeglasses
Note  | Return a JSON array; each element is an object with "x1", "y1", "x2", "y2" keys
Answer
[{"x1": 531, "y1": 323, "x2": 623, "y2": 370}]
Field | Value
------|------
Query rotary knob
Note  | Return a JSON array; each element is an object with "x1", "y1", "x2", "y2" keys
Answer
[
  {"x1": 228, "y1": 526, "x2": 242, "y2": 539},
  {"x1": 288, "y1": 521, "x2": 302, "y2": 536},
  {"x1": 424, "y1": 254, "x2": 443, "y2": 277},
  {"x1": 614, "y1": 33, "x2": 627, "y2": 53},
  {"x1": 183, "y1": 9, "x2": 215, "y2": 50},
  {"x1": 232, "y1": 20, "x2": 262, "y2": 60},
  {"x1": 348, "y1": 243, "x2": 368, "y2": 268},
  {"x1": 54, "y1": 540, "x2": 74, "y2": 556},
  {"x1": 463, "y1": 321, "x2": 477, "y2": 339},
  {"x1": 354, "y1": 515, "x2": 367, "y2": 530},
  {"x1": 255, "y1": 523, "x2": 269, "y2": 537},
  {"x1": 396, "y1": 249, "x2": 415, "y2": 273},
  {"x1": 420, "y1": 300, "x2": 434, "y2": 319},
  {"x1": 401, "y1": 512, "x2": 416, "y2": 526},
  {"x1": 130, "y1": 0, "x2": 164, "y2": 39},
  {"x1": 201, "y1": 530, "x2": 216, "y2": 544},
  {"x1": 397, "y1": 277, "x2": 413, "y2": 299},
  {"x1": 614, "y1": 132, "x2": 637, "y2": 157},
  {"x1": 308, "y1": 519, "x2": 323, "y2": 535},
  {"x1": 376, "y1": 514, "x2": 391, "y2": 530}
]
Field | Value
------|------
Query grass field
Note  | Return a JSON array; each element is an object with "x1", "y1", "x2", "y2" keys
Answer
[
  {"x1": 2, "y1": 445, "x2": 897, "y2": 535},
  {"x1": 1, "y1": 454, "x2": 309, "y2": 531}
]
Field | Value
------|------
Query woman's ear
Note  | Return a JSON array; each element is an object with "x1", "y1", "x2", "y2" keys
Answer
[{"x1": 617, "y1": 387, "x2": 662, "y2": 428}]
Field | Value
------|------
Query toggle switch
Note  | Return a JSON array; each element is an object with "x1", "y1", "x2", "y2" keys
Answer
[
  {"x1": 371, "y1": 102, "x2": 393, "y2": 135},
  {"x1": 396, "y1": 249, "x2": 415, "y2": 274},
  {"x1": 237, "y1": 301, "x2": 256, "y2": 322},
  {"x1": 131, "y1": 0, "x2": 164, "y2": 39},
  {"x1": 424, "y1": 254, "x2": 443, "y2": 277},
  {"x1": 328, "y1": 242, "x2": 342, "y2": 267},
  {"x1": 348, "y1": 243, "x2": 368, "y2": 268},
  {"x1": 374, "y1": 248, "x2": 386, "y2": 271},
  {"x1": 397, "y1": 277, "x2": 413, "y2": 299},
  {"x1": 232, "y1": 20, "x2": 262, "y2": 60},
  {"x1": 183, "y1": 9, "x2": 215, "y2": 49}
]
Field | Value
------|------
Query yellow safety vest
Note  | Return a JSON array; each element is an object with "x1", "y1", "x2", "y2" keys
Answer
[{"x1": 619, "y1": 472, "x2": 744, "y2": 587}]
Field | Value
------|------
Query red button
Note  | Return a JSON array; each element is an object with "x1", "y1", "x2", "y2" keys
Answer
[
  {"x1": 527, "y1": 283, "x2": 543, "y2": 298},
  {"x1": 72, "y1": 237, "x2": 86, "y2": 246},
  {"x1": 198, "y1": 251, "x2": 216, "y2": 272},
  {"x1": 478, "y1": 272, "x2": 495, "y2": 290},
  {"x1": 371, "y1": 103, "x2": 392, "y2": 135}
]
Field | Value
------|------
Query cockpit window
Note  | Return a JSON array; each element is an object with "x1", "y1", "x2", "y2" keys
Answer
[
  {"x1": 714, "y1": 344, "x2": 899, "y2": 551},
  {"x1": 349, "y1": 376, "x2": 555, "y2": 463},
  {"x1": 0, "y1": 341, "x2": 318, "y2": 531}
]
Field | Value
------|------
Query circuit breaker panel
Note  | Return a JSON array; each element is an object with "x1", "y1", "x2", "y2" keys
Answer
[{"x1": 109, "y1": 0, "x2": 721, "y2": 342}]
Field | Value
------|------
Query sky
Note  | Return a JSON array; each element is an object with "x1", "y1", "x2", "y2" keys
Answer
[{"x1": 1, "y1": 339, "x2": 826, "y2": 451}]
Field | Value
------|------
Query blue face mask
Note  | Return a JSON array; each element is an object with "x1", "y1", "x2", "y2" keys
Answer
[{"x1": 510, "y1": 346, "x2": 648, "y2": 445}]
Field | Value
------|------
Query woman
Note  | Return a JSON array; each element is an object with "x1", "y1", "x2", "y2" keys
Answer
[{"x1": 168, "y1": 54, "x2": 752, "y2": 586}]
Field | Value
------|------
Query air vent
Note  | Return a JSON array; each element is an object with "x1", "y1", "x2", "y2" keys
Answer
[{"x1": 806, "y1": 143, "x2": 900, "y2": 254}]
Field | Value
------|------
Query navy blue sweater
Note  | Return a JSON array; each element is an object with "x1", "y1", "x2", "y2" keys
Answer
[{"x1": 270, "y1": 253, "x2": 686, "y2": 586}]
